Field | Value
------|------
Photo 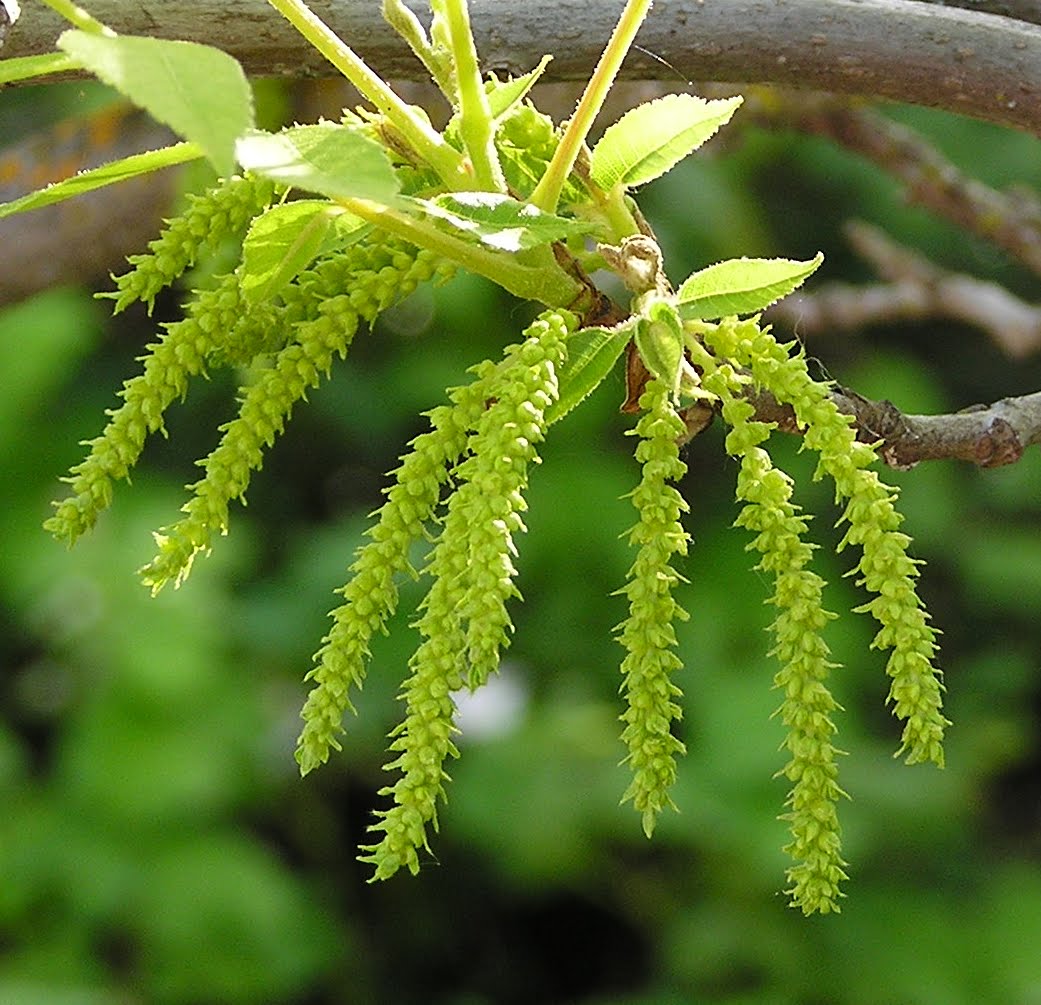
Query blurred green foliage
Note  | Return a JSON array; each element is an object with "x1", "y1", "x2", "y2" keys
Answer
[{"x1": 3, "y1": 79, "x2": 1041, "y2": 1004}]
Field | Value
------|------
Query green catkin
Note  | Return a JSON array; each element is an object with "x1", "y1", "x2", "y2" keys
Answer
[
  {"x1": 295, "y1": 360, "x2": 497, "y2": 775},
  {"x1": 49, "y1": 217, "x2": 440, "y2": 550},
  {"x1": 139, "y1": 301, "x2": 363, "y2": 592},
  {"x1": 139, "y1": 246, "x2": 444, "y2": 593},
  {"x1": 291, "y1": 238, "x2": 432, "y2": 307},
  {"x1": 106, "y1": 174, "x2": 277, "y2": 315},
  {"x1": 825, "y1": 445, "x2": 946, "y2": 763},
  {"x1": 616, "y1": 377, "x2": 690, "y2": 838},
  {"x1": 45, "y1": 271, "x2": 256, "y2": 545},
  {"x1": 713, "y1": 381, "x2": 847, "y2": 915},
  {"x1": 226, "y1": 237, "x2": 454, "y2": 369},
  {"x1": 496, "y1": 103, "x2": 559, "y2": 198},
  {"x1": 704, "y1": 318, "x2": 947, "y2": 767},
  {"x1": 454, "y1": 310, "x2": 571, "y2": 686},
  {"x1": 361, "y1": 549, "x2": 468, "y2": 880},
  {"x1": 359, "y1": 310, "x2": 573, "y2": 880},
  {"x1": 360, "y1": 539, "x2": 469, "y2": 879},
  {"x1": 495, "y1": 102, "x2": 587, "y2": 211}
]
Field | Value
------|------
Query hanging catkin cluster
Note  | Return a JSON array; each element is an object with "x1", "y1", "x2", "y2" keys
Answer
[
  {"x1": 313, "y1": 309, "x2": 575, "y2": 878},
  {"x1": 45, "y1": 173, "x2": 452, "y2": 588},
  {"x1": 39, "y1": 17, "x2": 948, "y2": 911},
  {"x1": 683, "y1": 317, "x2": 945, "y2": 912},
  {"x1": 616, "y1": 377, "x2": 691, "y2": 839}
]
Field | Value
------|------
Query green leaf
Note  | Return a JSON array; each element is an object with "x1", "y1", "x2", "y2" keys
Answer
[
  {"x1": 547, "y1": 321, "x2": 634, "y2": 425},
  {"x1": 235, "y1": 125, "x2": 401, "y2": 203},
  {"x1": 57, "y1": 31, "x2": 253, "y2": 177},
  {"x1": 676, "y1": 253, "x2": 824, "y2": 321},
  {"x1": 404, "y1": 192, "x2": 593, "y2": 252},
  {"x1": 0, "y1": 143, "x2": 203, "y2": 221},
  {"x1": 0, "y1": 51, "x2": 80, "y2": 86},
  {"x1": 487, "y1": 56, "x2": 553, "y2": 120},
  {"x1": 634, "y1": 300, "x2": 686, "y2": 399},
  {"x1": 589, "y1": 93, "x2": 742, "y2": 190},
  {"x1": 239, "y1": 200, "x2": 368, "y2": 305}
]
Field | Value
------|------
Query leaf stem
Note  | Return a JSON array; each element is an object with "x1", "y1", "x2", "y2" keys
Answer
[
  {"x1": 37, "y1": 0, "x2": 113, "y2": 33},
  {"x1": 441, "y1": 0, "x2": 506, "y2": 191},
  {"x1": 265, "y1": 0, "x2": 468, "y2": 188},
  {"x1": 339, "y1": 197, "x2": 586, "y2": 308},
  {"x1": 381, "y1": 0, "x2": 445, "y2": 92},
  {"x1": 529, "y1": 0, "x2": 653, "y2": 213},
  {"x1": 0, "y1": 52, "x2": 83, "y2": 86}
]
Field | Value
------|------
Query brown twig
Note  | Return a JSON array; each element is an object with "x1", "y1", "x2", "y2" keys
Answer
[
  {"x1": 736, "y1": 89, "x2": 1041, "y2": 281},
  {"x1": 768, "y1": 221, "x2": 1041, "y2": 358},
  {"x1": 6, "y1": 2, "x2": 1041, "y2": 136},
  {"x1": 747, "y1": 385, "x2": 1040, "y2": 469}
]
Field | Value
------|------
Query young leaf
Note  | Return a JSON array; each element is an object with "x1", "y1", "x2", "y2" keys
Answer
[
  {"x1": 487, "y1": 56, "x2": 553, "y2": 120},
  {"x1": 56, "y1": 32, "x2": 253, "y2": 177},
  {"x1": 547, "y1": 321, "x2": 635, "y2": 425},
  {"x1": 676, "y1": 253, "x2": 824, "y2": 321},
  {"x1": 235, "y1": 125, "x2": 401, "y2": 204},
  {"x1": 0, "y1": 143, "x2": 203, "y2": 221},
  {"x1": 239, "y1": 200, "x2": 368, "y2": 305},
  {"x1": 403, "y1": 192, "x2": 593, "y2": 252},
  {"x1": 590, "y1": 93, "x2": 742, "y2": 190},
  {"x1": 633, "y1": 300, "x2": 686, "y2": 399}
]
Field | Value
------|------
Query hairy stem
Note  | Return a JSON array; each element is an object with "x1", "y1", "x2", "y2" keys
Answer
[
  {"x1": 530, "y1": 0, "x2": 653, "y2": 213},
  {"x1": 38, "y1": 0, "x2": 113, "y2": 33},
  {"x1": 265, "y1": 0, "x2": 468, "y2": 188},
  {"x1": 442, "y1": 0, "x2": 506, "y2": 190},
  {"x1": 340, "y1": 196, "x2": 587, "y2": 308}
]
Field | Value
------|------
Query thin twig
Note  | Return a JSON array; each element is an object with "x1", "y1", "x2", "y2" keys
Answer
[
  {"x1": 735, "y1": 89, "x2": 1041, "y2": 281},
  {"x1": 768, "y1": 222, "x2": 1041, "y2": 358},
  {"x1": 747, "y1": 385, "x2": 1041, "y2": 468}
]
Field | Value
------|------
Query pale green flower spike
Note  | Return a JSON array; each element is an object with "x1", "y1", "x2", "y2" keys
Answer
[
  {"x1": 140, "y1": 243, "x2": 443, "y2": 593},
  {"x1": 361, "y1": 542, "x2": 468, "y2": 880},
  {"x1": 105, "y1": 174, "x2": 277, "y2": 315},
  {"x1": 46, "y1": 241, "x2": 392, "y2": 550},
  {"x1": 295, "y1": 360, "x2": 497, "y2": 774},
  {"x1": 453, "y1": 310, "x2": 572, "y2": 687},
  {"x1": 139, "y1": 302, "x2": 363, "y2": 592},
  {"x1": 712, "y1": 381, "x2": 848, "y2": 916},
  {"x1": 497, "y1": 103, "x2": 561, "y2": 199},
  {"x1": 360, "y1": 309, "x2": 573, "y2": 880},
  {"x1": 44, "y1": 271, "x2": 254, "y2": 546},
  {"x1": 693, "y1": 321, "x2": 940, "y2": 912},
  {"x1": 292, "y1": 240, "x2": 450, "y2": 319},
  {"x1": 810, "y1": 416, "x2": 946, "y2": 766},
  {"x1": 616, "y1": 377, "x2": 690, "y2": 839},
  {"x1": 704, "y1": 318, "x2": 947, "y2": 770}
]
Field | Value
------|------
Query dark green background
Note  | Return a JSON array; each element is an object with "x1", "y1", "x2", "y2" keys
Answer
[{"x1": 2, "y1": 79, "x2": 1041, "y2": 1004}]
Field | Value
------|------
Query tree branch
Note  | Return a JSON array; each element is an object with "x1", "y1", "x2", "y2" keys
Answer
[
  {"x1": 750, "y1": 385, "x2": 1041, "y2": 468},
  {"x1": 5, "y1": 1, "x2": 1041, "y2": 135},
  {"x1": 768, "y1": 221, "x2": 1041, "y2": 358},
  {"x1": 735, "y1": 89, "x2": 1041, "y2": 281}
]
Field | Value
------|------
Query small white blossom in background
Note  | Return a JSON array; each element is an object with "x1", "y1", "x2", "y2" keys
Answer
[{"x1": 453, "y1": 665, "x2": 529, "y2": 742}]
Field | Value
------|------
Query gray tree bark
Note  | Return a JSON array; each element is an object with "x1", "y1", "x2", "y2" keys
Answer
[{"x1": 4, "y1": 1, "x2": 1041, "y2": 136}]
